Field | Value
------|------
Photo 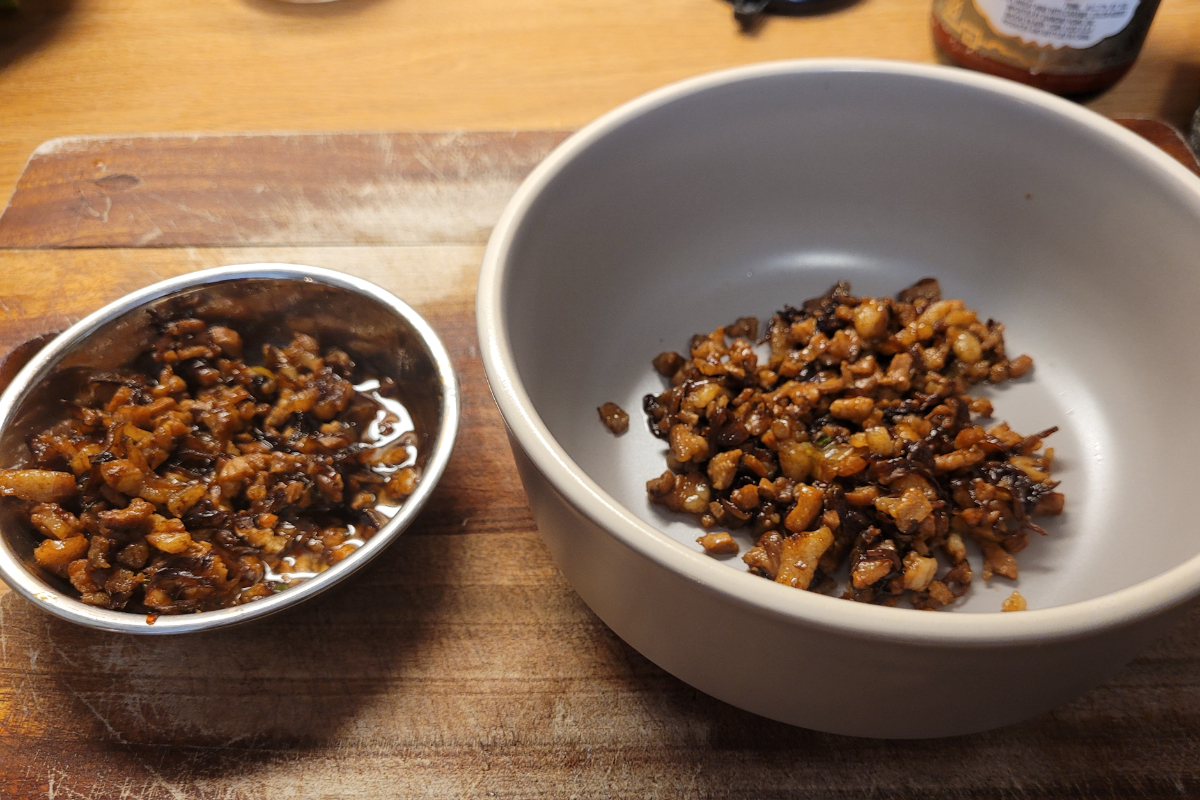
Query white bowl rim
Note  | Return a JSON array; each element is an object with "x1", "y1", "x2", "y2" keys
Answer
[
  {"x1": 478, "y1": 58, "x2": 1200, "y2": 647},
  {"x1": 0, "y1": 263, "x2": 461, "y2": 634}
]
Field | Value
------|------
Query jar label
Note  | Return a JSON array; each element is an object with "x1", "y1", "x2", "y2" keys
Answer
[{"x1": 974, "y1": 0, "x2": 1140, "y2": 49}]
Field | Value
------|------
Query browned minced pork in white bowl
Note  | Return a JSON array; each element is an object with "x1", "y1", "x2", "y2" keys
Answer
[
  {"x1": 0, "y1": 264, "x2": 458, "y2": 634},
  {"x1": 478, "y1": 60, "x2": 1200, "y2": 737}
]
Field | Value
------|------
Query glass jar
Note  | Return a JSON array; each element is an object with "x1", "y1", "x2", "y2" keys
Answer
[{"x1": 932, "y1": 0, "x2": 1162, "y2": 95}]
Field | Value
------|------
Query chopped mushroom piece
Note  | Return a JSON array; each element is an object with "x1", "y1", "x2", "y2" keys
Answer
[
  {"x1": 697, "y1": 531, "x2": 739, "y2": 555},
  {"x1": 775, "y1": 527, "x2": 834, "y2": 590},
  {"x1": 901, "y1": 551, "x2": 938, "y2": 592},
  {"x1": 0, "y1": 469, "x2": 77, "y2": 503},
  {"x1": 29, "y1": 503, "x2": 83, "y2": 540},
  {"x1": 643, "y1": 279, "x2": 1061, "y2": 609},
  {"x1": 597, "y1": 402, "x2": 630, "y2": 435},
  {"x1": 1001, "y1": 590, "x2": 1028, "y2": 612},
  {"x1": 34, "y1": 535, "x2": 89, "y2": 575}
]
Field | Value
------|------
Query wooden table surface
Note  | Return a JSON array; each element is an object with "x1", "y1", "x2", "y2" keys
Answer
[
  {"x1": 2, "y1": 1, "x2": 1200, "y2": 797},
  {"x1": 0, "y1": 126, "x2": 1198, "y2": 799},
  {"x1": 1, "y1": 0, "x2": 1200, "y2": 210}
]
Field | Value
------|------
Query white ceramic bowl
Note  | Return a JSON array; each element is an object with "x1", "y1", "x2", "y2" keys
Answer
[{"x1": 479, "y1": 59, "x2": 1200, "y2": 737}]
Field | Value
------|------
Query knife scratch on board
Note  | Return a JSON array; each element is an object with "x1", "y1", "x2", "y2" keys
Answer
[
  {"x1": 93, "y1": 174, "x2": 142, "y2": 191},
  {"x1": 74, "y1": 190, "x2": 111, "y2": 223}
]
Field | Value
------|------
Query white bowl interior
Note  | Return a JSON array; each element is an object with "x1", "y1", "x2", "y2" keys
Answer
[{"x1": 501, "y1": 66, "x2": 1200, "y2": 612}]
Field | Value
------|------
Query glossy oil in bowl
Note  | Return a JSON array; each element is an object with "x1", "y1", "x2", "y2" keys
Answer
[{"x1": 478, "y1": 60, "x2": 1200, "y2": 737}]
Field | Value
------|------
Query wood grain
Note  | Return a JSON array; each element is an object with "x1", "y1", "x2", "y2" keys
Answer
[
  {"x1": 1, "y1": 124, "x2": 1194, "y2": 252},
  {"x1": 1, "y1": 545, "x2": 1199, "y2": 798},
  {"x1": 0, "y1": 128, "x2": 1199, "y2": 797},
  {"x1": 1, "y1": 0, "x2": 1199, "y2": 220},
  {"x1": 0, "y1": 132, "x2": 570, "y2": 248},
  {"x1": 1116, "y1": 118, "x2": 1200, "y2": 175}
]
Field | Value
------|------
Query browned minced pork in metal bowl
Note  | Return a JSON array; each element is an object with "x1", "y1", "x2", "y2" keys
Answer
[
  {"x1": 643, "y1": 279, "x2": 1063, "y2": 610},
  {"x1": 0, "y1": 317, "x2": 421, "y2": 616}
]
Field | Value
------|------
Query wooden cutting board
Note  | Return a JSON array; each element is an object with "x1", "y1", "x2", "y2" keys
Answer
[{"x1": 0, "y1": 124, "x2": 1197, "y2": 800}]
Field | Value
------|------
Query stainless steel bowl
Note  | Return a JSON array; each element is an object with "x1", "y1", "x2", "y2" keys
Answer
[{"x1": 0, "y1": 264, "x2": 459, "y2": 634}]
